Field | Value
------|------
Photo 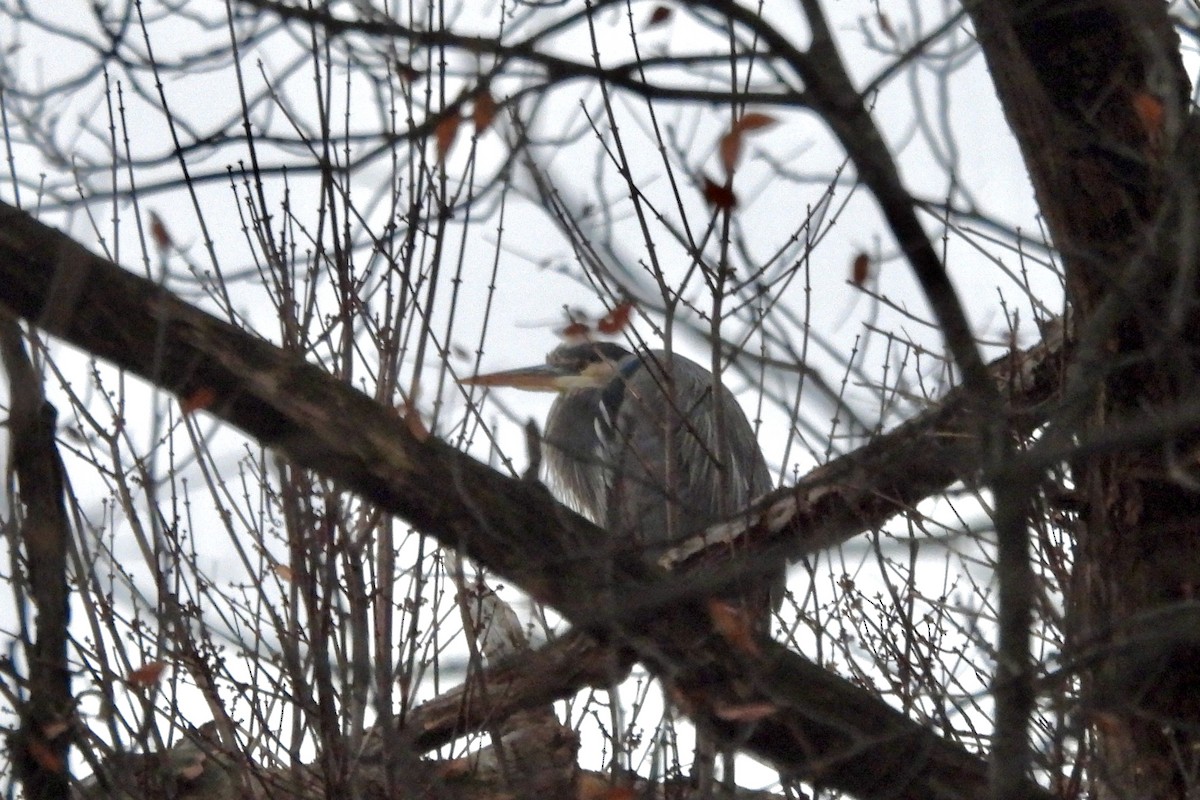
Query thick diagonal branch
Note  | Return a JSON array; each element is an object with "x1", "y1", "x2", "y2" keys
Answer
[{"x1": 0, "y1": 201, "x2": 1054, "y2": 800}]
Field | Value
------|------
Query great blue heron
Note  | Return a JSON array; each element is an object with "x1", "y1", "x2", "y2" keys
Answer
[
  {"x1": 463, "y1": 341, "x2": 777, "y2": 599},
  {"x1": 458, "y1": 340, "x2": 777, "y2": 791},
  {"x1": 463, "y1": 340, "x2": 780, "y2": 790}
]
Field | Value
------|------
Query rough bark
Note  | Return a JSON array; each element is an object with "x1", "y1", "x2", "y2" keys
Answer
[
  {"x1": 967, "y1": 1, "x2": 1200, "y2": 796},
  {"x1": 2, "y1": 316, "x2": 74, "y2": 800}
]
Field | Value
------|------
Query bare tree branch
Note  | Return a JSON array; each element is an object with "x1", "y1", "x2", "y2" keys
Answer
[
  {"x1": 1, "y1": 314, "x2": 74, "y2": 800},
  {"x1": 0, "y1": 200, "x2": 1058, "y2": 800}
]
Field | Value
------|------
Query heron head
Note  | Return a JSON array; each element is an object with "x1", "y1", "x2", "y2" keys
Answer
[{"x1": 460, "y1": 341, "x2": 630, "y2": 392}]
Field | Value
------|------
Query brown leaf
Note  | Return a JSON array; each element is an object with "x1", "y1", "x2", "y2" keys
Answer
[
  {"x1": 395, "y1": 60, "x2": 420, "y2": 83},
  {"x1": 127, "y1": 660, "x2": 167, "y2": 687},
  {"x1": 180, "y1": 386, "x2": 217, "y2": 415},
  {"x1": 596, "y1": 302, "x2": 634, "y2": 335},
  {"x1": 404, "y1": 405, "x2": 431, "y2": 442},
  {"x1": 734, "y1": 112, "x2": 777, "y2": 133},
  {"x1": 719, "y1": 129, "x2": 742, "y2": 175},
  {"x1": 578, "y1": 775, "x2": 637, "y2": 800},
  {"x1": 272, "y1": 563, "x2": 295, "y2": 582},
  {"x1": 851, "y1": 252, "x2": 871, "y2": 286},
  {"x1": 721, "y1": 113, "x2": 778, "y2": 174},
  {"x1": 26, "y1": 738, "x2": 65, "y2": 773},
  {"x1": 434, "y1": 113, "x2": 462, "y2": 162},
  {"x1": 1132, "y1": 91, "x2": 1164, "y2": 144},
  {"x1": 576, "y1": 775, "x2": 608, "y2": 800},
  {"x1": 645, "y1": 5, "x2": 672, "y2": 28},
  {"x1": 713, "y1": 700, "x2": 777, "y2": 722},
  {"x1": 701, "y1": 175, "x2": 737, "y2": 210},
  {"x1": 707, "y1": 598, "x2": 760, "y2": 655},
  {"x1": 878, "y1": 11, "x2": 896, "y2": 40},
  {"x1": 559, "y1": 321, "x2": 592, "y2": 340},
  {"x1": 473, "y1": 91, "x2": 497, "y2": 133},
  {"x1": 603, "y1": 789, "x2": 638, "y2": 800},
  {"x1": 148, "y1": 211, "x2": 173, "y2": 253}
]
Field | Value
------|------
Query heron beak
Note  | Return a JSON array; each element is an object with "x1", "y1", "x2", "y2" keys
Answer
[{"x1": 460, "y1": 362, "x2": 612, "y2": 392}]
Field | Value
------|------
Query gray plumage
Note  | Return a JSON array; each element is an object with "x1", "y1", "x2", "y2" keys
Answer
[
  {"x1": 468, "y1": 340, "x2": 783, "y2": 789},
  {"x1": 541, "y1": 342, "x2": 778, "y2": 612}
]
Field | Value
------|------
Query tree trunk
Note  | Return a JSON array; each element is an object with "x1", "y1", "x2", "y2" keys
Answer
[{"x1": 968, "y1": 1, "x2": 1200, "y2": 796}]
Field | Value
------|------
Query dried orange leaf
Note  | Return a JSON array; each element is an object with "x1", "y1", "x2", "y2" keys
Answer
[
  {"x1": 127, "y1": 660, "x2": 167, "y2": 687},
  {"x1": 560, "y1": 320, "x2": 592, "y2": 340},
  {"x1": 707, "y1": 598, "x2": 760, "y2": 655},
  {"x1": 272, "y1": 563, "x2": 295, "y2": 582},
  {"x1": 735, "y1": 112, "x2": 777, "y2": 133},
  {"x1": 600, "y1": 787, "x2": 637, "y2": 800},
  {"x1": 701, "y1": 175, "x2": 737, "y2": 210},
  {"x1": 576, "y1": 774, "x2": 608, "y2": 800},
  {"x1": 851, "y1": 252, "x2": 871, "y2": 286},
  {"x1": 719, "y1": 129, "x2": 742, "y2": 175},
  {"x1": 26, "y1": 738, "x2": 65, "y2": 772},
  {"x1": 596, "y1": 302, "x2": 634, "y2": 335},
  {"x1": 148, "y1": 210, "x2": 173, "y2": 253},
  {"x1": 404, "y1": 406, "x2": 431, "y2": 442},
  {"x1": 645, "y1": 5, "x2": 672, "y2": 28},
  {"x1": 577, "y1": 775, "x2": 609, "y2": 800},
  {"x1": 713, "y1": 700, "x2": 777, "y2": 722},
  {"x1": 434, "y1": 113, "x2": 462, "y2": 162},
  {"x1": 1132, "y1": 91, "x2": 1164, "y2": 142},
  {"x1": 395, "y1": 60, "x2": 420, "y2": 83},
  {"x1": 578, "y1": 774, "x2": 638, "y2": 800},
  {"x1": 180, "y1": 386, "x2": 217, "y2": 415},
  {"x1": 473, "y1": 91, "x2": 497, "y2": 132}
]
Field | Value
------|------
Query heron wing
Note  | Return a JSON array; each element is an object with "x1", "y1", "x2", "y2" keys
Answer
[{"x1": 604, "y1": 350, "x2": 773, "y2": 555}]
